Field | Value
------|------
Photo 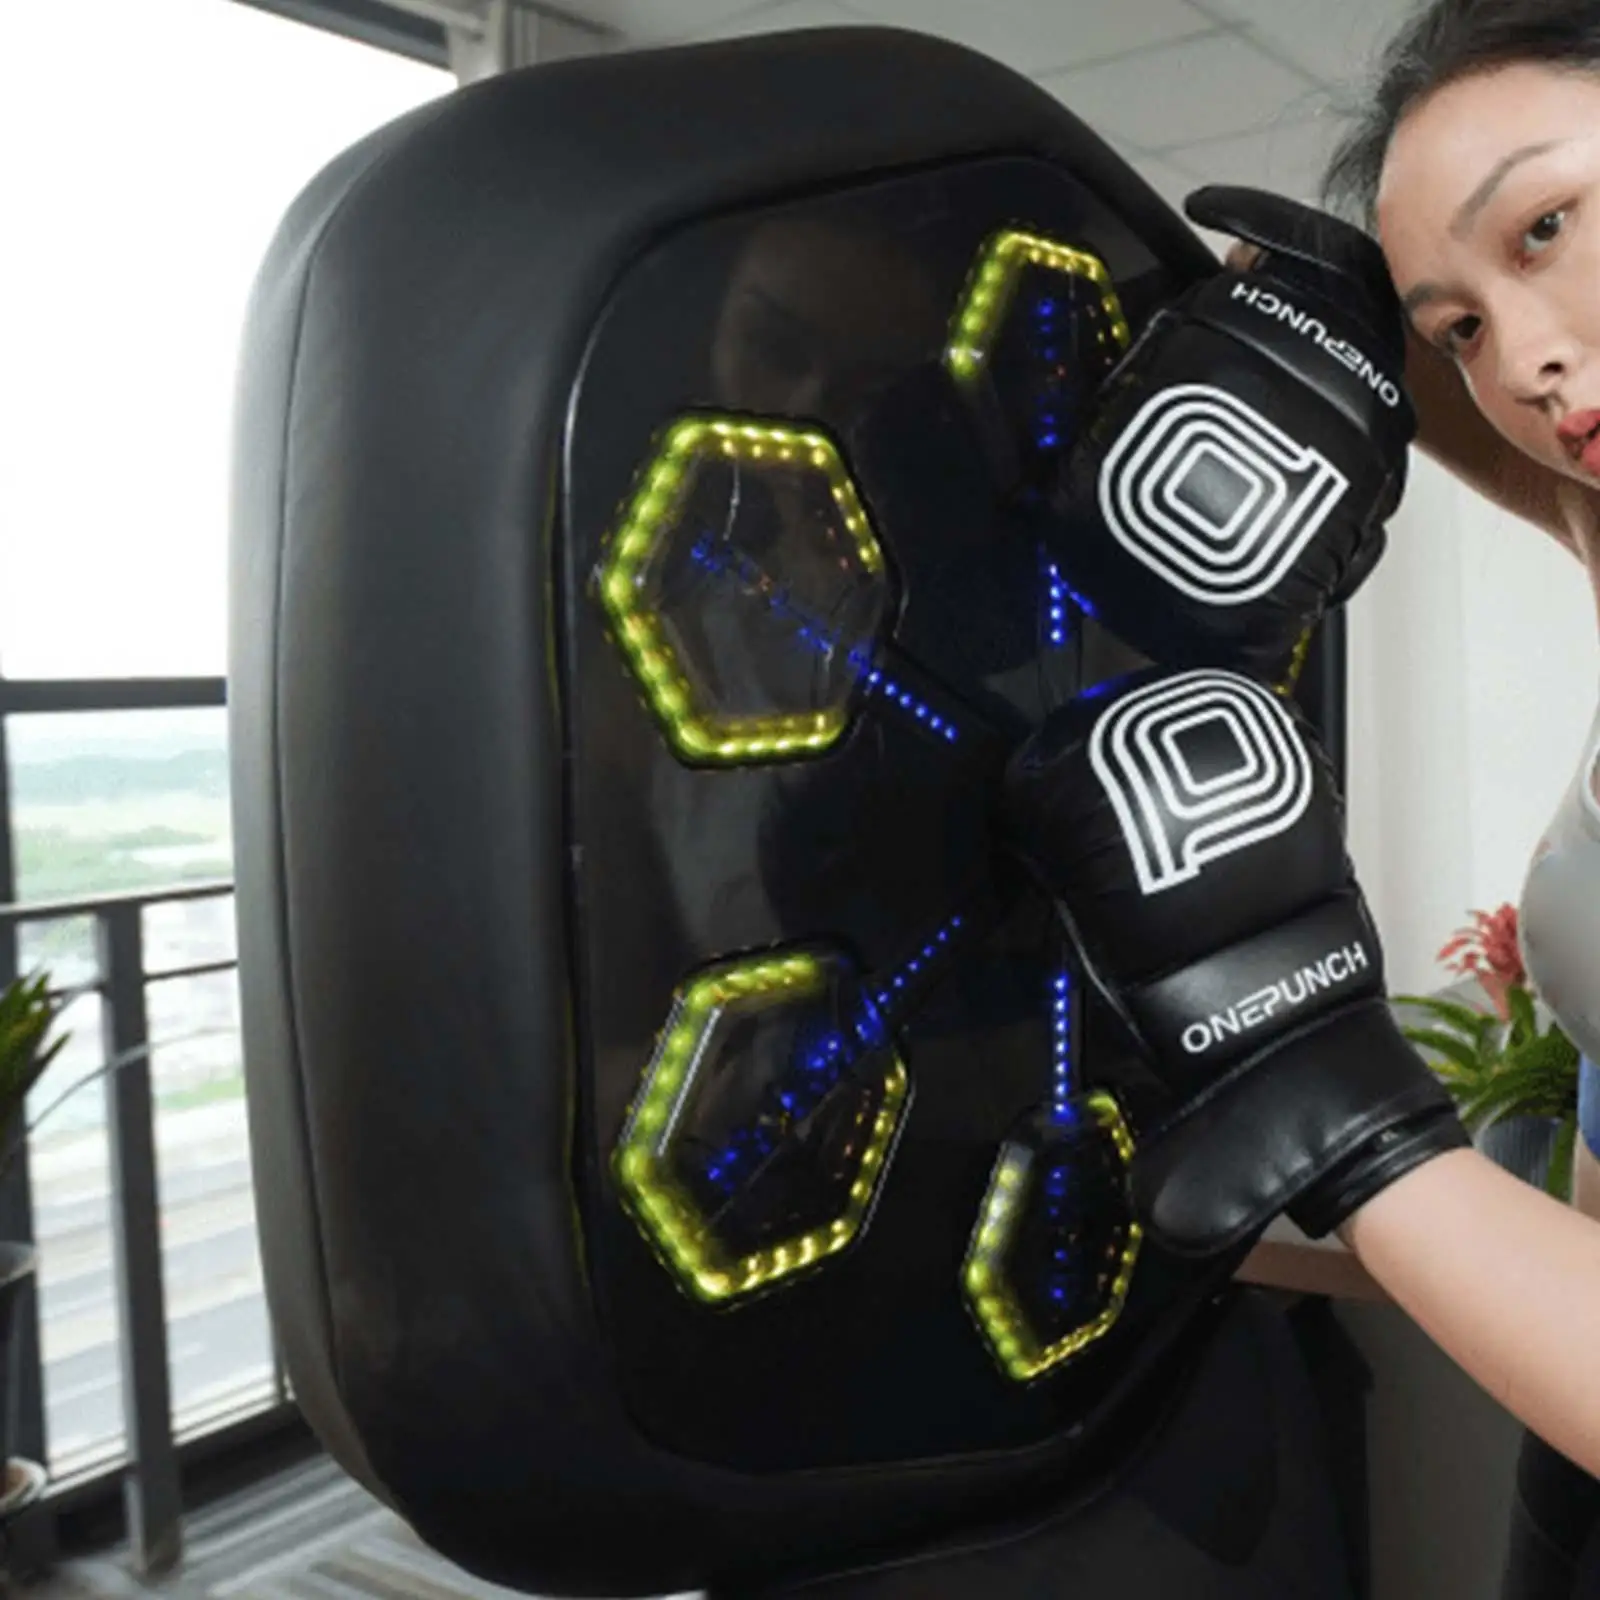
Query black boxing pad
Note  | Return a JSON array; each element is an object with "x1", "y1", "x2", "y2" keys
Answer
[{"x1": 231, "y1": 26, "x2": 1262, "y2": 1599}]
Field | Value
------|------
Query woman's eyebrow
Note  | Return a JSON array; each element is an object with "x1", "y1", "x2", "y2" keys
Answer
[
  {"x1": 1401, "y1": 282, "x2": 1445, "y2": 316},
  {"x1": 1449, "y1": 140, "x2": 1567, "y2": 238}
]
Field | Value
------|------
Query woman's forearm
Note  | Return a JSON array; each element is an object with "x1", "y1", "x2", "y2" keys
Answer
[{"x1": 1339, "y1": 1148, "x2": 1600, "y2": 1476}]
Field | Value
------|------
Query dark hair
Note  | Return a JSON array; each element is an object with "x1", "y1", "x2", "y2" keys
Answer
[{"x1": 1322, "y1": 0, "x2": 1600, "y2": 226}]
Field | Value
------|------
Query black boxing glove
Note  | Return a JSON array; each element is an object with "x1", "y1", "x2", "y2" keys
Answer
[
  {"x1": 1045, "y1": 186, "x2": 1416, "y2": 679},
  {"x1": 1002, "y1": 663, "x2": 1467, "y2": 1256}
]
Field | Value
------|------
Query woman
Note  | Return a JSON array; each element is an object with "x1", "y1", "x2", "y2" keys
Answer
[{"x1": 1263, "y1": 0, "x2": 1600, "y2": 1589}]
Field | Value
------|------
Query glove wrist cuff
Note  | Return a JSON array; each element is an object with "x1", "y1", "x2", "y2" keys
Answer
[{"x1": 1287, "y1": 1107, "x2": 1471, "y2": 1239}]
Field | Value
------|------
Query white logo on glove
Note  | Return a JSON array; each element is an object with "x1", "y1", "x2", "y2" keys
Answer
[
  {"x1": 1089, "y1": 669, "x2": 1314, "y2": 896},
  {"x1": 1098, "y1": 383, "x2": 1348, "y2": 606},
  {"x1": 1230, "y1": 281, "x2": 1404, "y2": 409},
  {"x1": 1180, "y1": 941, "x2": 1370, "y2": 1055}
]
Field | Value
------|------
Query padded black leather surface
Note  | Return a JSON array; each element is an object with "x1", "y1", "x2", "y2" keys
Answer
[
  {"x1": 230, "y1": 26, "x2": 1235, "y2": 1597},
  {"x1": 733, "y1": 1290, "x2": 1353, "y2": 1599}
]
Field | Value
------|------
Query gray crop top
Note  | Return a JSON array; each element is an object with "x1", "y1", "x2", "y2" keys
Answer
[{"x1": 1518, "y1": 694, "x2": 1600, "y2": 1064}]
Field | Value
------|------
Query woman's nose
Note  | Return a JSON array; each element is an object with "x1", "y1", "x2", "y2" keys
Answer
[{"x1": 1497, "y1": 293, "x2": 1579, "y2": 405}]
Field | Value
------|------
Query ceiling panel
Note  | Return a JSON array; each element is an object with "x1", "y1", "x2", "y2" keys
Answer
[
  {"x1": 1039, "y1": 29, "x2": 1322, "y2": 151},
  {"x1": 554, "y1": 0, "x2": 786, "y2": 45},
  {"x1": 1192, "y1": 0, "x2": 1416, "y2": 89},
  {"x1": 1122, "y1": 151, "x2": 1231, "y2": 256},
  {"x1": 840, "y1": 0, "x2": 1218, "y2": 76},
  {"x1": 675, "y1": 0, "x2": 870, "y2": 42},
  {"x1": 1163, "y1": 112, "x2": 1344, "y2": 203}
]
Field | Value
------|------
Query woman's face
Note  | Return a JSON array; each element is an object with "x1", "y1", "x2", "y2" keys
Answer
[{"x1": 1379, "y1": 62, "x2": 1600, "y2": 488}]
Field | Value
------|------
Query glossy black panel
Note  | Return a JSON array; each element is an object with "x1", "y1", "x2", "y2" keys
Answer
[{"x1": 561, "y1": 155, "x2": 1240, "y2": 1472}]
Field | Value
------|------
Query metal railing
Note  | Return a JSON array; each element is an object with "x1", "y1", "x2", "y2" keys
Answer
[{"x1": 0, "y1": 879, "x2": 294, "y2": 1575}]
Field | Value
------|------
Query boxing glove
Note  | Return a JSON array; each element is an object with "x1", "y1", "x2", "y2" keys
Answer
[
  {"x1": 1002, "y1": 663, "x2": 1467, "y2": 1256},
  {"x1": 1044, "y1": 186, "x2": 1416, "y2": 681}
]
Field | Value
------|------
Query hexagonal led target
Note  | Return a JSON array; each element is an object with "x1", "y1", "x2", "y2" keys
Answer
[
  {"x1": 946, "y1": 229, "x2": 1130, "y2": 382},
  {"x1": 945, "y1": 230, "x2": 1132, "y2": 488},
  {"x1": 963, "y1": 1094, "x2": 1142, "y2": 1383},
  {"x1": 596, "y1": 417, "x2": 891, "y2": 766},
  {"x1": 613, "y1": 948, "x2": 910, "y2": 1306}
]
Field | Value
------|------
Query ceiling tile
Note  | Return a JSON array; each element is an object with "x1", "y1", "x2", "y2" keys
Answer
[
  {"x1": 554, "y1": 0, "x2": 783, "y2": 45},
  {"x1": 1124, "y1": 152, "x2": 1231, "y2": 257},
  {"x1": 1163, "y1": 112, "x2": 1344, "y2": 203},
  {"x1": 1192, "y1": 0, "x2": 1416, "y2": 88},
  {"x1": 843, "y1": 0, "x2": 1217, "y2": 76},
  {"x1": 674, "y1": 0, "x2": 870, "y2": 42},
  {"x1": 1039, "y1": 30, "x2": 1322, "y2": 150}
]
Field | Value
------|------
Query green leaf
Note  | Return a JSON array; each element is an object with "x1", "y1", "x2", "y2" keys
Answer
[
  {"x1": 1547, "y1": 1113, "x2": 1579, "y2": 1200},
  {"x1": 0, "y1": 973, "x2": 68, "y2": 1167},
  {"x1": 1394, "y1": 996, "x2": 1499, "y2": 1040},
  {"x1": 1401, "y1": 1028, "x2": 1489, "y2": 1078},
  {"x1": 1408, "y1": 1024, "x2": 1504, "y2": 1075},
  {"x1": 1454, "y1": 1035, "x2": 1580, "y2": 1126},
  {"x1": 1502, "y1": 1033, "x2": 1581, "y2": 1103},
  {"x1": 1507, "y1": 987, "x2": 1539, "y2": 1049}
]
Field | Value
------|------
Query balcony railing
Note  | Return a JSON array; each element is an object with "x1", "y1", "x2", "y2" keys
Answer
[{"x1": 0, "y1": 879, "x2": 294, "y2": 1575}]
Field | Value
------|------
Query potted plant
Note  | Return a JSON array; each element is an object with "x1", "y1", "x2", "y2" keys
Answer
[
  {"x1": 0, "y1": 972, "x2": 66, "y2": 1517},
  {"x1": 1396, "y1": 903, "x2": 1580, "y2": 1198}
]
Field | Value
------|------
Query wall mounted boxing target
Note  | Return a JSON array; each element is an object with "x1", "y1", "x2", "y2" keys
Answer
[{"x1": 229, "y1": 25, "x2": 1345, "y2": 1600}]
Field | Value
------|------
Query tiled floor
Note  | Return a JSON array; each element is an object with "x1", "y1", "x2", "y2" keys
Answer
[{"x1": 12, "y1": 1457, "x2": 567, "y2": 1600}]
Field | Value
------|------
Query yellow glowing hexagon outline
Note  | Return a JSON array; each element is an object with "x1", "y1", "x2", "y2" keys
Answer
[
  {"x1": 945, "y1": 230, "x2": 1132, "y2": 385},
  {"x1": 596, "y1": 417, "x2": 888, "y2": 765},
  {"x1": 1275, "y1": 623, "x2": 1315, "y2": 698},
  {"x1": 962, "y1": 1091, "x2": 1143, "y2": 1383},
  {"x1": 613, "y1": 950, "x2": 910, "y2": 1306}
]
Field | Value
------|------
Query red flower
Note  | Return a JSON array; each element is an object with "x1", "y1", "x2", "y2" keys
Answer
[{"x1": 1438, "y1": 903, "x2": 1527, "y2": 1020}]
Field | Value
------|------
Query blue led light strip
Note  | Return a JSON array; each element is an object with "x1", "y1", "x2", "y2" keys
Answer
[
  {"x1": 1042, "y1": 1153, "x2": 1077, "y2": 1308},
  {"x1": 1051, "y1": 968, "x2": 1075, "y2": 1126},
  {"x1": 1046, "y1": 966, "x2": 1081, "y2": 1306},
  {"x1": 1046, "y1": 559, "x2": 1097, "y2": 629},
  {"x1": 1033, "y1": 291, "x2": 1065, "y2": 453},
  {"x1": 1044, "y1": 559, "x2": 1070, "y2": 649},
  {"x1": 852, "y1": 657, "x2": 959, "y2": 745},
  {"x1": 870, "y1": 911, "x2": 967, "y2": 1023},
  {"x1": 688, "y1": 534, "x2": 960, "y2": 744}
]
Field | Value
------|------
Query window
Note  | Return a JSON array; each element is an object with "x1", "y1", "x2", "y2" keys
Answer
[
  {"x1": 0, "y1": 0, "x2": 451, "y2": 678},
  {"x1": 1, "y1": 0, "x2": 452, "y2": 1479}
]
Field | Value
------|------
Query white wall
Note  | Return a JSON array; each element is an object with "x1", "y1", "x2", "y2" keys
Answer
[
  {"x1": 1345, "y1": 453, "x2": 1600, "y2": 996},
  {"x1": 1332, "y1": 458, "x2": 1598, "y2": 1600}
]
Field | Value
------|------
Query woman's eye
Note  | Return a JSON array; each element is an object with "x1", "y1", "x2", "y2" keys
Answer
[
  {"x1": 1523, "y1": 209, "x2": 1567, "y2": 253},
  {"x1": 1442, "y1": 314, "x2": 1482, "y2": 352}
]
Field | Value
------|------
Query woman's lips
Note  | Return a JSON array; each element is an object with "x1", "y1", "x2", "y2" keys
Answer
[
  {"x1": 1559, "y1": 408, "x2": 1600, "y2": 472},
  {"x1": 1568, "y1": 425, "x2": 1600, "y2": 473}
]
